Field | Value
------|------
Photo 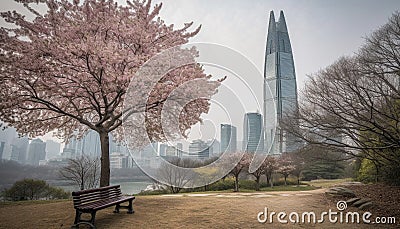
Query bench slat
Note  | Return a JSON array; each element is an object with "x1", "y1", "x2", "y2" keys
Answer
[
  {"x1": 78, "y1": 196, "x2": 135, "y2": 210},
  {"x1": 74, "y1": 195, "x2": 123, "y2": 208},
  {"x1": 73, "y1": 190, "x2": 122, "y2": 203},
  {"x1": 72, "y1": 185, "x2": 121, "y2": 196}
]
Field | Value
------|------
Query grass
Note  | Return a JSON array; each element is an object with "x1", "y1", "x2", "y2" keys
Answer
[
  {"x1": 0, "y1": 188, "x2": 333, "y2": 229},
  {"x1": 0, "y1": 199, "x2": 69, "y2": 207},
  {"x1": 1, "y1": 184, "x2": 385, "y2": 228},
  {"x1": 303, "y1": 178, "x2": 353, "y2": 188},
  {"x1": 137, "y1": 184, "x2": 317, "y2": 196},
  {"x1": 259, "y1": 185, "x2": 317, "y2": 192}
]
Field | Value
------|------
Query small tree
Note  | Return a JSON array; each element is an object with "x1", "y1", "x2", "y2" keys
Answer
[
  {"x1": 277, "y1": 153, "x2": 295, "y2": 186},
  {"x1": 249, "y1": 154, "x2": 267, "y2": 191},
  {"x1": 263, "y1": 156, "x2": 277, "y2": 187},
  {"x1": 59, "y1": 155, "x2": 100, "y2": 190},
  {"x1": 290, "y1": 151, "x2": 305, "y2": 185},
  {"x1": 157, "y1": 157, "x2": 199, "y2": 193},
  {"x1": 226, "y1": 153, "x2": 250, "y2": 192}
]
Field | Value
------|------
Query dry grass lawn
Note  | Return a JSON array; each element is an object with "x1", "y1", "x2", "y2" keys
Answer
[{"x1": 0, "y1": 188, "x2": 396, "y2": 228}]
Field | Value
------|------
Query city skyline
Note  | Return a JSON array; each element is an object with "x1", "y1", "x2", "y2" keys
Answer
[{"x1": 0, "y1": 1, "x2": 399, "y2": 153}]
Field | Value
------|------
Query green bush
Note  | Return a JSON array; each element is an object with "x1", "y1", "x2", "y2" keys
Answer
[
  {"x1": 356, "y1": 158, "x2": 377, "y2": 183},
  {"x1": 208, "y1": 178, "x2": 235, "y2": 191},
  {"x1": 273, "y1": 178, "x2": 301, "y2": 186},
  {"x1": 2, "y1": 179, "x2": 69, "y2": 201}
]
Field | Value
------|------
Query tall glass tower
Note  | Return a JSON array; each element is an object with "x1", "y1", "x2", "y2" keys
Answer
[
  {"x1": 220, "y1": 124, "x2": 237, "y2": 153},
  {"x1": 264, "y1": 11, "x2": 298, "y2": 155},
  {"x1": 243, "y1": 112, "x2": 264, "y2": 153}
]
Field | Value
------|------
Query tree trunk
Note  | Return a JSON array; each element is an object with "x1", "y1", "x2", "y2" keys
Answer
[
  {"x1": 270, "y1": 175, "x2": 274, "y2": 187},
  {"x1": 255, "y1": 176, "x2": 260, "y2": 191},
  {"x1": 374, "y1": 163, "x2": 379, "y2": 183},
  {"x1": 99, "y1": 130, "x2": 110, "y2": 187},
  {"x1": 284, "y1": 175, "x2": 287, "y2": 186},
  {"x1": 234, "y1": 175, "x2": 239, "y2": 192}
]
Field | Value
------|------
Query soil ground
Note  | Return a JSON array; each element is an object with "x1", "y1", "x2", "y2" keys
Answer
[{"x1": 0, "y1": 183, "x2": 398, "y2": 228}]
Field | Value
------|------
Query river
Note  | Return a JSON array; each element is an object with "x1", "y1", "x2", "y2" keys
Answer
[{"x1": 57, "y1": 181, "x2": 153, "y2": 194}]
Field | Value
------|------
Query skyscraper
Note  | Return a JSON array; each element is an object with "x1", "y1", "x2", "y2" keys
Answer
[
  {"x1": 220, "y1": 124, "x2": 237, "y2": 153},
  {"x1": 188, "y1": 139, "x2": 209, "y2": 159},
  {"x1": 243, "y1": 112, "x2": 264, "y2": 153},
  {"x1": 11, "y1": 136, "x2": 29, "y2": 163},
  {"x1": 27, "y1": 138, "x2": 46, "y2": 166},
  {"x1": 0, "y1": 124, "x2": 17, "y2": 160},
  {"x1": 264, "y1": 10, "x2": 299, "y2": 155},
  {"x1": 45, "y1": 140, "x2": 61, "y2": 160}
]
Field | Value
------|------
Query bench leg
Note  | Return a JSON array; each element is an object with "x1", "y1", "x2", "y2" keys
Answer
[
  {"x1": 113, "y1": 204, "x2": 120, "y2": 213},
  {"x1": 90, "y1": 211, "x2": 96, "y2": 225},
  {"x1": 127, "y1": 199, "x2": 134, "y2": 214},
  {"x1": 72, "y1": 210, "x2": 96, "y2": 229},
  {"x1": 74, "y1": 210, "x2": 82, "y2": 225}
]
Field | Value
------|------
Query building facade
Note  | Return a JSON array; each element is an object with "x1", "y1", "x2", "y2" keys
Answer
[
  {"x1": 243, "y1": 112, "x2": 264, "y2": 153},
  {"x1": 27, "y1": 138, "x2": 46, "y2": 166},
  {"x1": 264, "y1": 10, "x2": 299, "y2": 155},
  {"x1": 220, "y1": 124, "x2": 237, "y2": 153},
  {"x1": 45, "y1": 140, "x2": 61, "y2": 160},
  {"x1": 188, "y1": 139, "x2": 210, "y2": 160}
]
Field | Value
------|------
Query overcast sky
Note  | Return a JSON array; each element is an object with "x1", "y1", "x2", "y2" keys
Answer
[
  {"x1": 1, "y1": 0, "x2": 399, "y2": 148},
  {"x1": 149, "y1": 0, "x2": 400, "y2": 145}
]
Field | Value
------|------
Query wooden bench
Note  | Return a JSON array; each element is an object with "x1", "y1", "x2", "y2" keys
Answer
[{"x1": 71, "y1": 185, "x2": 135, "y2": 228}]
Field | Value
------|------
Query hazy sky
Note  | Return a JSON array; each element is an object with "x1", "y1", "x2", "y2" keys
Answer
[
  {"x1": 1, "y1": 0, "x2": 399, "y2": 148},
  {"x1": 149, "y1": 0, "x2": 400, "y2": 145}
]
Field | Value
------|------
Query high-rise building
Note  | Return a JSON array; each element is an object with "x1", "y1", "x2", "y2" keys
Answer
[
  {"x1": 10, "y1": 137, "x2": 29, "y2": 163},
  {"x1": 263, "y1": 10, "x2": 299, "y2": 155},
  {"x1": 243, "y1": 112, "x2": 264, "y2": 153},
  {"x1": 27, "y1": 138, "x2": 46, "y2": 166},
  {"x1": 165, "y1": 145, "x2": 177, "y2": 157},
  {"x1": 159, "y1": 143, "x2": 167, "y2": 157},
  {"x1": 0, "y1": 142, "x2": 5, "y2": 160},
  {"x1": 220, "y1": 124, "x2": 237, "y2": 153},
  {"x1": 110, "y1": 152, "x2": 127, "y2": 169},
  {"x1": 45, "y1": 140, "x2": 61, "y2": 160},
  {"x1": 62, "y1": 130, "x2": 128, "y2": 159},
  {"x1": 0, "y1": 124, "x2": 17, "y2": 160},
  {"x1": 82, "y1": 130, "x2": 101, "y2": 157},
  {"x1": 206, "y1": 139, "x2": 220, "y2": 157},
  {"x1": 176, "y1": 143, "x2": 183, "y2": 158},
  {"x1": 188, "y1": 139, "x2": 209, "y2": 159}
]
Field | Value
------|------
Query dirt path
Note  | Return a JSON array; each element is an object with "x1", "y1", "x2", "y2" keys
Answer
[{"x1": 0, "y1": 189, "x2": 391, "y2": 228}]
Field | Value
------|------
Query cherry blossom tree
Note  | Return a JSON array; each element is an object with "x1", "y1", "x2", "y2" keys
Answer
[
  {"x1": 277, "y1": 153, "x2": 296, "y2": 186},
  {"x1": 249, "y1": 154, "x2": 267, "y2": 191},
  {"x1": 263, "y1": 156, "x2": 278, "y2": 187},
  {"x1": 0, "y1": 0, "x2": 222, "y2": 186},
  {"x1": 227, "y1": 153, "x2": 250, "y2": 192}
]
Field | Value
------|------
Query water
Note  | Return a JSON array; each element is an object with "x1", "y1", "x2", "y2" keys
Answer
[{"x1": 57, "y1": 181, "x2": 153, "y2": 194}]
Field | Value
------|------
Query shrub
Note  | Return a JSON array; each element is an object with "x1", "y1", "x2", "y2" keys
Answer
[{"x1": 2, "y1": 179, "x2": 69, "y2": 201}]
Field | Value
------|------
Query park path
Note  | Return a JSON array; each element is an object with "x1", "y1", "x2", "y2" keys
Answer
[{"x1": 0, "y1": 188, "x2": 383, "y2": 229}]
